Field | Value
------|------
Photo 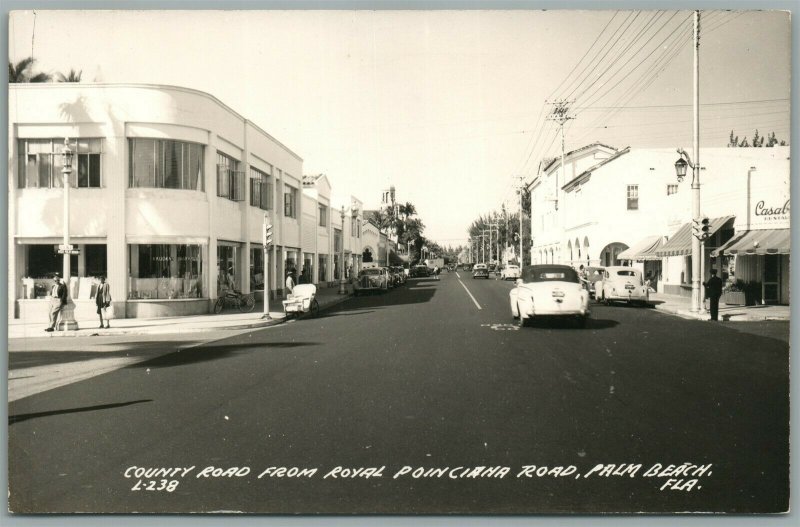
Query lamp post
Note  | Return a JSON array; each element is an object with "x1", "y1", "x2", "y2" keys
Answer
[
  {"x1": 261, "y1": 213, "x2": 273, "y2": 320},
  {"x1": 338, "y1": 206, "x2": 347, "y2": 295},
  {"x1": 674, "y1": 10, "x2": 704, "y2": 315},
  {"x1": 58, "y1": 138, "x2": 78, "y2": 330}
]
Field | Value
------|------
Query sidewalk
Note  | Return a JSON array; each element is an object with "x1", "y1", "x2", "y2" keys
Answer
[
  {"x1": 649, "y1": 292, "x2": 790, "y2": 321},
  {"x1": 8, "y1": 284, "x2": 354, "y2": 340}
]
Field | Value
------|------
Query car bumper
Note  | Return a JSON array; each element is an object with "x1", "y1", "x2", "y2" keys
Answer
[{"x1": 606, "y1": 292, "x2": 648, "y2": 302}]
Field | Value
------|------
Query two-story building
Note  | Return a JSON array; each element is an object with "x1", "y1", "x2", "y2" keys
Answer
[
  {"x1": 8, "y1": 83, "x2": 368, "y2": 322},
  {"x1": 527, "y1": 142, "x2": 790, "y2": 304}
]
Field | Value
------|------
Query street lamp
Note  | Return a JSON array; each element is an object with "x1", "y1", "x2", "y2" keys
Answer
[
  {"x1": 59, "y1": 138, "x2": 78, "y2": 330},
  {"x1": 674, "y1": 155, "x2": 688, "y2": 183}
]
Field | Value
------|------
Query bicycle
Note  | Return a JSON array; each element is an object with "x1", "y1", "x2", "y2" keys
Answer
[{"x1": 214, "y1": 290, "x2": 256, "y2": 314}]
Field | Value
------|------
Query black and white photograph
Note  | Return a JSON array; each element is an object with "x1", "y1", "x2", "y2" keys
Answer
[{"x1": 5, "y1": 3, "x2": 793, "y2": 516}]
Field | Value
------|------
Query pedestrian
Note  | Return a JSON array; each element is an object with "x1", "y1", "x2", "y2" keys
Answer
[
  {"x1": 704, "y1": 269, "x2": 723, "y2": 321},
  {"x1": 285, "y1": 270, "x2": 295, "y2": 296},
  {"x1": 45, "y1": 273, "x2": 68, "y2": 332},
  {"x1": 433, "y1": 265, "x2": 440, "y2": 280},
  {"x1": 95, "y1": 276, "x2": 112, "y2": 329}
]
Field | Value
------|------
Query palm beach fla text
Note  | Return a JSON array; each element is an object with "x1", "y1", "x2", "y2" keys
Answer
[{"x1": 125, "y1": 462, "x2": 713, "y2": 493}]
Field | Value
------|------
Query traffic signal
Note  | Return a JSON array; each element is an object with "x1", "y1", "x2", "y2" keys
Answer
[
  {"x1": 692, "y1": 216, "x2": 711, "y2": 240},
  {"x1": 700, "y1": 217, "x2": 710, "y2": 239},
  {"x1": 264, "y1": 220, "x2": 274, "y2": 248}
]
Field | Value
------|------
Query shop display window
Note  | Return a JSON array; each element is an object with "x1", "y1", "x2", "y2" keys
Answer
[{"x1": 128, "y1": 244, "x2": 205, "y2": 299}]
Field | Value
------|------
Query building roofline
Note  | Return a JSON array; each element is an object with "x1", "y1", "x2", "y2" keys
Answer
[
  {"x1": 561, "y1": 146, "x2": 631, "y2": 192},
  {"x1": 543, "y1": 142, "x2": 619, "y2": 173},
  {"x1": 9, "y1": 82, "x2": 304, "y2": 163}
]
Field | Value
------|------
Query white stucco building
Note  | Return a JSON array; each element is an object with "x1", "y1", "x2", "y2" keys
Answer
[
  {"x1": 528, "y1": 142, "x2": 790, "y2": 304},
  {"x1": 8, "y1": 83, "x2": 367, "y2": 322}
]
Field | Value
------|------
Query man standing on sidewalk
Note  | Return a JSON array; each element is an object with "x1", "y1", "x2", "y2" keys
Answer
[
  {"x1": 704, "y1": 269, "x2": 723, "y2": 321},
  {"x1": 45, "y1": 273, "x2": 68, "y2": 332}
]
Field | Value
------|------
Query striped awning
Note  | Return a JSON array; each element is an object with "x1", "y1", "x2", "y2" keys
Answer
[
  {"x1": 655, "y1": 216, "x2": 734, "y2": 257},
  {"x1": 618, "y1": 235, "x2": 663, "y2": 261},
  {"x1": 711, "y1": 229, "x2": 790, "y2": 257}
]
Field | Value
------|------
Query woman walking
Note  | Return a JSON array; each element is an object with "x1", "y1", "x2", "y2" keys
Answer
[{"x1": 96, "y1": 276, "x2": 112, "y2": 328}]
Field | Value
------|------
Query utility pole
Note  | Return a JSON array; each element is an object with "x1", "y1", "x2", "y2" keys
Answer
[
  {"x1": 517, "y1": 175, "x2": 524, "y2": 266},
  {"x1": 545, "y1": 100, "x2": 575, "y2": 212},
  {"x1": 692, "y1": 11, "x2": 703, "y2": 315}
]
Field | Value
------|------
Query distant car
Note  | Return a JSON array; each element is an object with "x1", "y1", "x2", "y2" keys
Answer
[
  {"x1": 510, "y1": 264, "x2": 590, "y2": 328},
  {"x1": 595, "y1": 266, "x2": 649, "y2": 306},
  {"x1": 460, "y1": 263, "x2": 474, "y2": 271},
  {"x1": 472, "y1": 263, "x2": 490, "y2": 279},
  {"x1": 500, "y1": 264, "x2": 521, "y2": 281},
  {"x1": 354, "y1": 268, "x2": 389, "y2": 295},
  {"x1": 391, "y1": 266, "x2": 406, "y2": 285},
  {"x1": 582, "y1": 266, "x2": 606, "y2": 299}
]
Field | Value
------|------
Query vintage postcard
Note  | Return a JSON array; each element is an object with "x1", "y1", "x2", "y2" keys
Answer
[{"x1": 6, "y1": 7, "x2": 791, "y2": 515}]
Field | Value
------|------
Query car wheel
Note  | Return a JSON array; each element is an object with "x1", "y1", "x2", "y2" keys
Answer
[{"x1": 516, "y1": 305, "x2": 528, "y2": 328}]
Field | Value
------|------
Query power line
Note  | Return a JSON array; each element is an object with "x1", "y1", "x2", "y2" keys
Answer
[
  {"x1": 546, "y1": 11, "x2": 620, "y2": 101},
  {"x1": 575, "y1": 98, "x2": 790, "y2": 110}
]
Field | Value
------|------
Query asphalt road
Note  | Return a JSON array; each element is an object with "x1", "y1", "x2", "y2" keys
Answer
[{"x1": 8, "y1": 271, "x2": 790, "y2": 513}]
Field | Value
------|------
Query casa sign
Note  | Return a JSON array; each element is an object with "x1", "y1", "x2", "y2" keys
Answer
[{"x1": 753, "y1": 198, "x2": 790, "y2": 227}]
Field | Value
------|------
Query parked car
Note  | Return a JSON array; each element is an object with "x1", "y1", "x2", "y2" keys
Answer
[
  {"x1": 510, "y1": 264, "x2": 590, "y2": 327},
  {"x1": 353, "y1": 267, "x2": 390, "y2": 295},
  {"x1": 473, "y1": 263, "x2": 490, "y2": 279},
  {"x1": 500, "y1": 264, "x2": 521, "y2": 281},
  {"x1": 595, "y1": 266, "x2": 649, "y2": 306},
  {"x1": 410, "y1": 265, "x2": 430, "y2": 278},
  {"x1": 582, "y1": 266, "x2": 606, "y2": 299}
]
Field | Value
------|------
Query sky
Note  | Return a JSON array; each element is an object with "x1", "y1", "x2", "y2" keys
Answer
[{"x1": 7, "y1": 8, "x2": 792, "y2": 246}]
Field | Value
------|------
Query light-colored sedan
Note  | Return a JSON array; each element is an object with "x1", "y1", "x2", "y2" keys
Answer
[
  {"x1": 500, "y1": 264, "x2": 521, "y2": 281},
  {"x1": 353, "y1": 268, "x2": 390, "y2": 296},
  {"x1": 510, "y1": 265, "x2": 590, "y2": 327},
  {"x1": 595, "y1": 266, "x2": 649, "y2": 306}
]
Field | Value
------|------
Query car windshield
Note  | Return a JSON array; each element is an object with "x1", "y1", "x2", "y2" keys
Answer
[
  {"x1": 361, "y1": 269, "x2": 382, "y2": 276},
  {"x1": 615, "y1": 269, "x2": 643, "y2": 284},
  {"x1": 521, "y1": 266, "x2": 580, "y2": 284}
]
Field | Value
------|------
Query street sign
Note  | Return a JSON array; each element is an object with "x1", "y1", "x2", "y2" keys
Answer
[
  {"x1": 58, "y1": 249, "x2": 80, "y2": 255},
  {"x1": 58, "y1": 244, "x2": 74, "y2": 251}
]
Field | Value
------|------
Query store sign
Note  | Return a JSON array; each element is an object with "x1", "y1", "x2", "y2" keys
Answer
[{"x1": 753, "y1": 198, "x2": 790, "y2": 226}]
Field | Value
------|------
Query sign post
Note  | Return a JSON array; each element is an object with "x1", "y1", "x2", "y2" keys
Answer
[{"x1": 262, "y1": 214, "x2": 273, "y2": 320}]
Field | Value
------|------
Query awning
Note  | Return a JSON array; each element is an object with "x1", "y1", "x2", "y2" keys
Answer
[
  {"x1": 711, "y1": 229, "x2": 790, "y2": 257},
  {"x1": 655, "y1": 216, "x2": 734, "y2": 257},
  {"x1": 618, "y1": 235, "x2": 663, "y2": 261}
]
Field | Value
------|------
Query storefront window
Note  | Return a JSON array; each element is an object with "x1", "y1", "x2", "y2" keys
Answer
[
  {"x1": 285, "y1": 251, "x2": 298, "y2": 281},
  {"x1": 318, "y1": 255, "x2": 327, "y2": 283},
  {"x1": 217, "y1": 245, "x2": 239, "y2": 295},
  {"x1": 20, "y1": 244, "x2": 105, "y2": 300},
  {"x1": 250, "y1": 248, "x2": 264, "y2": 291},
  {"x1": 128, "y1": 244, "x2": 205, "y2": 299}
]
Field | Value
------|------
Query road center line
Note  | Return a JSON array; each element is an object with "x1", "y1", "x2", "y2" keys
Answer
[{"x1": 457, "y1": 277, "x2": 482, "y2": 311}]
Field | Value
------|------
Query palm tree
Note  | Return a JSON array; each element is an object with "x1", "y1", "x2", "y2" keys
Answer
[
  {"x1": 56, "y1": 68, "x2": 82, "y2": 82},
  {"x1": 8, "y1": 57, "x2": 51, "y2": 83}
]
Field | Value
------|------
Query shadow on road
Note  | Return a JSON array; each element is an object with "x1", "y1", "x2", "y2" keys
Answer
[
  {"x1": 127, "y1": 342, "x2": 322, "y2": 369},
  {"x1": 524, "y1": 317, "x2": 619, "y2": 330},
  {"x1": 8, "y1": 340, "x2": 205, "y2": 369},
  {"x1": 318, "y1": 281, "x2": 436, "y2": 319},
  {"x1": 9, "y1": 399, "x2": 152, "y2": 424}
]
